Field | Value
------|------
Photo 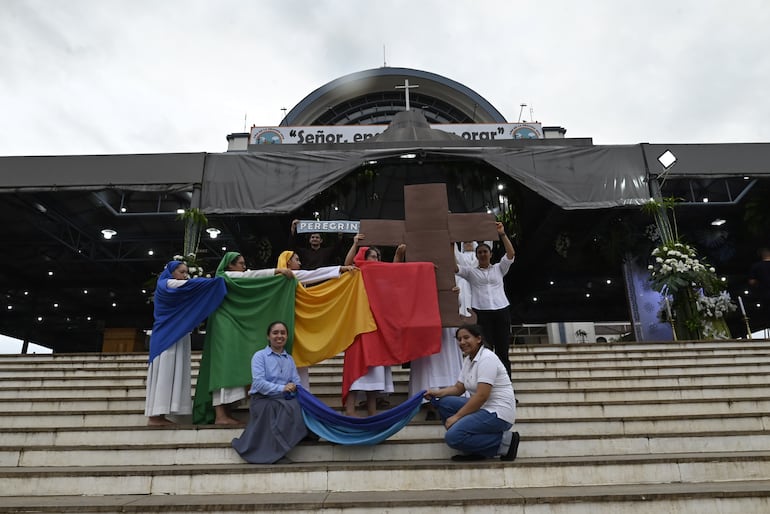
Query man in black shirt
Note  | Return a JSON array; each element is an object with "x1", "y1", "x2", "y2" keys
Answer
[{"x1": 288, "y1": 219, "x2": 346, "y2": 269}]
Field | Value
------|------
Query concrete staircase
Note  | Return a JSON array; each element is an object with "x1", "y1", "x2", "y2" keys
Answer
[{"x1": 2, "y1": 340, "x2": 770, "y2": 512}]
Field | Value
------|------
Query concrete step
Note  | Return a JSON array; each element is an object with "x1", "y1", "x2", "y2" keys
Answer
[
  {"x1": 2, "y1": 451, "x2": 770, "y2": 497},
  {"x1": 510, "y1": 354, "x2": 770, "y2": 369},
  {"x1": 4, "y1": 340, "x2": 770, "y2": 511},
  {"x1": 517, "y1": 383, "x2": 770, "y2": 402},
  {"x1": 4, "y1": 369, "x2": 770, "y2": 396},
  {"x1": 2, "y1": 481, "x2": 770, "y2": 513},
  {"x1": 514, "y1": 371, "x2": 770, "y2": 389},
  {"x1": 6, "y1": 379, "x2": 770, "y2": 403},
  {"x1": 3, "y1": 428, "x2": 770, "y2": 467},
  {"x1": 5, "y1": 395, "x2": 770, "y2": 421},
  {"x1": 511, "y1": 362, "x2": 770, "y2": 378}
]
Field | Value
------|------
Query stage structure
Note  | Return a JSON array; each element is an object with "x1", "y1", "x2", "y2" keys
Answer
[{"x1": 2, "y1": 67, "x2": 770, "y2": 352}]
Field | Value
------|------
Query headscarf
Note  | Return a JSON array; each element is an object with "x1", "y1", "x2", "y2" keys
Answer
[
  {"x1": 148, "y1": 260, "x2": 227, "y2": 362},
  {"x1": 277, "y1": 250, "x2": 294, "y2": 270}
]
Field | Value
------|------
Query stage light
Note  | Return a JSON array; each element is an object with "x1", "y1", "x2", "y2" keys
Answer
[
  {"x1": 120, "y1": 207, "x2": 127, "y2": 213},
  {"x1": 206, "y1": 227, "x2": 221, "y2": 239},
  {"x1": 48, "y1": 271, "x2": 54, "y2": 276},
  {"x1": 606, "y1": 279, "x2": 612, "y2": 285},
  {"x1": 497, "y1": 184, "x2": 504, "y2": 191},
  {"x1": 400, "y1": 153, "x2": 417, "y2": 159},
  {"x1": 532, "y1": 297, "x2": 538, "y2": 302},
  {"x1": 147, "y1": 249, "x2": 154, "y2": 256},
  {"x1": 702, "y1": 197, "x2": 709, "y2": 203},
  {"x1": 585, "y1": 293, "x2": 591, "y2": 298},
  {"x1": 711, "y1": 219, "x2": 726, "y2": 226},
  {"x1": 657, "y1": 150, "x2": 676, "y2": 169},
  {"x1": 6, "y1": 305, "x2": 12, "y2": 310},
  {"x1": 744, "y1": 290, "x2": 749, "y2": 295},
  {"x1": 101, "y1": 228, "x2": 117, "y2": 239},
  {"x1": 549, "y1": 280, "x2": 555, "y2": 286},
  {"x1": 83, "y1": 289, "x2": 88, "y2": 294},
  {"x1": 37, "y1": 316, "x2": 43, "y2": 322},
  {"x1": 176, "y1": 208, "x2": 186, "y2": 214},
  {"x1": 53, "y1": 303, "x2": 59, "y2": 308}
]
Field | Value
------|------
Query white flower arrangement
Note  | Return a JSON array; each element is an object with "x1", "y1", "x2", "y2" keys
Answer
[
  {"x1": 173, "y1": 254, "x2": 208, "y2": 278},
  {"x1": 695, "y1": 291, "x2": 737, "y2": 319},
  {"x1": 647, "y1": 242, "x2": 715, "y2": 292}
]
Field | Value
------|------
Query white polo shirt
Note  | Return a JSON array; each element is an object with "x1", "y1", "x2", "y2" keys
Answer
[{"x1": 458, "y1": 346, "x2": 516, "y2": 424}]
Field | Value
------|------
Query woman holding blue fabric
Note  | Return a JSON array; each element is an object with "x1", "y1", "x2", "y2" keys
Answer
[
  {"x1": 145, "y1": 260, "x2": 227, "y2": 426},
  {"x1": 232, "y1": 321, "x2": 309, "y2": 464},
  {"x1": 424, "y1": 324, "x2": 520, "y2": 461}
]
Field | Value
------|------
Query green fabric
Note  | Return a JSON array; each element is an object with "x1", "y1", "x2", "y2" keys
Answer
[{"x1": 192, "y1": 252, "x2": 297, "y2": 424}]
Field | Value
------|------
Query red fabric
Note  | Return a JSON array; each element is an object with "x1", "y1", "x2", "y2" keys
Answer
[{"x1": 342, "y1": 247, "x2": 442, "y2": 403}]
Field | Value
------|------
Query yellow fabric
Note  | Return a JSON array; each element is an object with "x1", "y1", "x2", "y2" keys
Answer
[
  {"x1": 291, "y1": 271, "x2": 377, "y2": 367},
  {"x1": 277, "y1": 251, "x2": 294, "y2": 270}
]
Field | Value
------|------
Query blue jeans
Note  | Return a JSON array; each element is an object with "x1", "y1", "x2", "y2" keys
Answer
[{"x1": 432, "y1": 396, "x2": 512, "y2": 457}]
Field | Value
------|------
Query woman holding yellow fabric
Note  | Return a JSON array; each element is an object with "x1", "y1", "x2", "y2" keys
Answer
[
  {"x1": 276, "y1": 250, "x2": 356, "y2": 286},
  {"x1": 276, "y1": 250, "x2": 376, "y2": 391}
]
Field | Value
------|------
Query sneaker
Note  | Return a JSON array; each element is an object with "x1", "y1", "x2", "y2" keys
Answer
[
  {"x1": 500, "y1": 431, "x2": 520, "y2": 461},
  {"x1": 451, "y1": 454, "x2": 486, "y2": 462}
]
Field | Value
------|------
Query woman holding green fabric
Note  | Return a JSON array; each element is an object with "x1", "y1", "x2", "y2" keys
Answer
[{"x1": 192, "y1": 252, "x2": 296, "y2": 425}]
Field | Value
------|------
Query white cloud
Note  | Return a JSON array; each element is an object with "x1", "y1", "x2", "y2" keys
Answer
[{"x1": 1, "y1": 0, "x2": 769, "y2": 157}]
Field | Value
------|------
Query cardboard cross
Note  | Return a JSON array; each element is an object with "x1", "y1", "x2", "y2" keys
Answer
[{"x1": 359, "y1": 183, "x2": 498, "y2": 327}]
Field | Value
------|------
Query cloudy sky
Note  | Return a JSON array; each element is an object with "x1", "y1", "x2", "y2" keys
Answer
[{"x1": 1, "y1": 0, "x2": 769, "y2": 157}]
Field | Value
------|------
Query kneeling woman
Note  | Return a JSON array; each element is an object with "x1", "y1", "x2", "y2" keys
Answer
[
  {"x1": 232, "y1": 321, "x2": 308, "y2": 464},
  {"x1": 424, "y1": 324, "x2": 520, "y2": 461}
]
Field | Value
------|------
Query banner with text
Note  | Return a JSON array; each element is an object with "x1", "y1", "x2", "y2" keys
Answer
[
  {"x1": 250, "y1": 122, "x2": 543, "y2": 145},
  {"x1": 296, "y1": 220, "x2": 360, "y2": 234}
]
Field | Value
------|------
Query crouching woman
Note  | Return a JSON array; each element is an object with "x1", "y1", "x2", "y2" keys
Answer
[
  {"x1": 424, "y1": 324, "x2": 519, "y2": 461},
  {"x1": 232, "y1": 321, "x2": 308, "y2": 464}
]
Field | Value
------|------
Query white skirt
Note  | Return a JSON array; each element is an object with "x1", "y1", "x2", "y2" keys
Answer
[
  {"x1": 409, "y1": 327, "x2": 463, "y2": 396},
  {"x1": 350, "y1": 365, "x2": 394, "y2": 392},
  {"x1": 144, "y1": 334, "x2": 192, "y2": 417}
]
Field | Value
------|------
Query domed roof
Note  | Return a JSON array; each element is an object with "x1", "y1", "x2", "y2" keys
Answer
[{"x1": 281, "y1": 67, "x2": 506, "y2": 126}]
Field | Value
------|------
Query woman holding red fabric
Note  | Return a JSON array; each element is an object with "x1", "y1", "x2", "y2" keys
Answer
[{"x1": 343, "y1": 234, "x2": 394, "y2": 416}]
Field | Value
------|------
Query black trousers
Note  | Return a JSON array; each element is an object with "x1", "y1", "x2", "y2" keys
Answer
[{"x1": 473, "y1": 307, "x2": 512, "y2": 378}]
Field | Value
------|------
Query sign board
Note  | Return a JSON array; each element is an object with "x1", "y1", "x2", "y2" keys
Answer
[
  {"x1": 295, "y1": 220, "x2": 360, "y2": 234},
  {"x1": 250, "y1": 122, "x2": 543, "y2": 145}
]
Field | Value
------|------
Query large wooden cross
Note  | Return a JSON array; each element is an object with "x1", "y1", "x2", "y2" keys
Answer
[{"x1": 360, "y1": 183, "x2": 498, "y2": 327}]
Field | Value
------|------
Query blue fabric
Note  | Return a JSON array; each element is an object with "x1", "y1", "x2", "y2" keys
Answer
[
  {"x1": 432, "y1": 396, "x2": 512, "y2": 457},
  {"x1": 149, "y1": 261, "x2": 228, "y2": 362},
  {"x1": 297, "y1": 385, "x2": 424, "y2": 445}
]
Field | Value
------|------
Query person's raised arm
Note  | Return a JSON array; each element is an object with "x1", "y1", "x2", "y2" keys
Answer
[
  {"x1": 344, "y1": 233, "x2": 365, "y2": 266},
  {"x1": 497, "y1": 222, "x2": 515, "y2": 260},
  {"x1": 394, "y1": 244, "x2": 406, "y2": 263},
  {"x1": 453, "y1": 241, "x2": 460, "y2": 273},
  {"x1": 287, "y1": 219, "x2": 300, "y2": 251}
]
